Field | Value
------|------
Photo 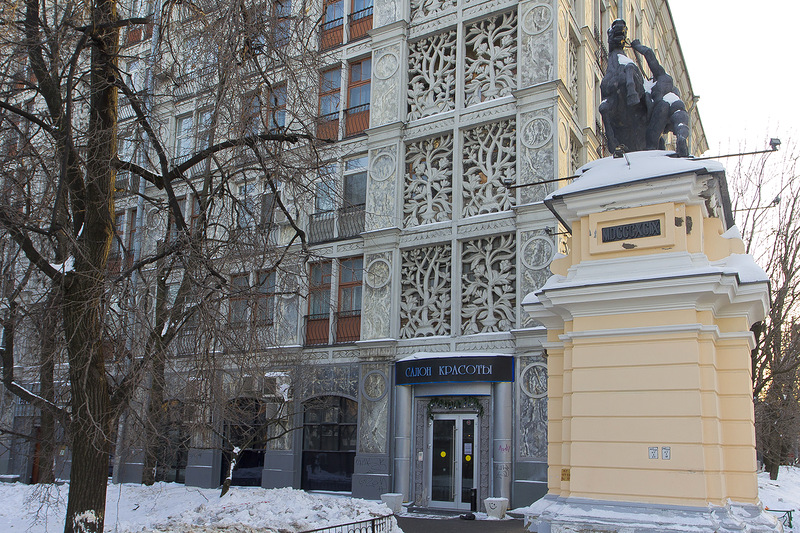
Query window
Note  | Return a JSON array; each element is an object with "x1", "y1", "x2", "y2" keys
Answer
[
  {"x1": 340, "y1": 157, "x2": 367, "y2": 238},
  {"x1": 124, "y1": 59, "x2": 146, "y2": 94},
  {"x1": 244, "y1": 92, "x2": 263, "y2": 136},
  {"x1": 267, "y1": 84, "x2": 287, "y2": 132},
  {"x1": 255, "y1": 271, "x2": 277, "y2": 325},
  {"x1": 304, "y1": 257, "x2": 362, "y2": 345},
  {"x1": 309, "y1": 159, "x2": 366, "y2": 243},
  {"x1": 127, "y1": 208, "x2": 138, "y2": 267},
  {"x1": 302, "y1": 396, "x2": 357, "y2": 491},
  {"x1": 260, "y1": 182, "x2": 282, "y2": 228},
  {"x1": 229, "y1": 274, "x2": 250, "y2": 326},
  {"x1": 336, "y1": 257, "x2": 362, "y2": 343},
  {"x1": 305, "y1": 261, "x2": 332, "y2": 345},
  {"x1": 345, "y1": 58, "x2": 370, "y2": 137},
  {"x1": 348, "y1": 0, "x2": 373, "y2": 40},
  {"x1": 116, "y1": 136, "x2": 141, "y2": 196},
  {"x1": 320, "y1": 0, "x2": 344, "y2": 49},
  {"x1": 318, "y1": 68, "x2": 341, "y2": 140},
  {"x1": 237, "y1": 183, "x2": 257, "y2": 229},
  {"x1": 174, "y1": 114, "x2": 194, "y2": 163},
  {"x1": 167, "y1": 196, "x2": 186, "y2": 243},
  {"x1": 274, "y1": 0, "x2": 291, "y2": 46},
  {"x1": 309, "y1": 165, "x2": 337, "y2": 243}
]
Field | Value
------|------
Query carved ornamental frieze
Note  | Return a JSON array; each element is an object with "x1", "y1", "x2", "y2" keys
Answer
[
  {"x1": 404, "y1": 133, "x2": 453, "y2": 227},
  {"x1": 462, "y1": 119, "x2": 516, "y2": 217},
  {"x1": 407, "y1": 30, "x2": 457, "y2": 120},
  {"x1": 400, "y1": 244, "x2": 452, "y2": 338},
  {"x1": 461, "y1": 234, "x2": 516, "y2": 334},
  {"x1": 464, "y1": 11, "x2": 517, "y2": 107}
]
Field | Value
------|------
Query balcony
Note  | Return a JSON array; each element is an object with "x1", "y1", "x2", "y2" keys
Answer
[
  {"x1": 115, "y1": 171, "x2": 140, "y2": 197},
  {"x1": 334, "y1": 310, "x2": 361, "y2": 344},
  {"x1": 304, "y1": 313, "x2": 330, "y2": 346},
  {"x1": 320, "y1": 17, "x2": 344, "y2": 50},
  {"x1": 348, "y1": 7, "x2": 373, "y2": 41},
  {"x1": 317, "y1": 112, "x2": 340, "y2": 141},
  {"x1": 309, "y1": 210, "x2": 335, "y2": 243},
  {"x1": 309, "y1": 204, "x2": 365, "y2": 244},
  {"x1": 338, "y1": 203, "x2": 365, "y2": 239},
  {"x1": 344, "y1": 103, "x2": 369, "y2": 138}
]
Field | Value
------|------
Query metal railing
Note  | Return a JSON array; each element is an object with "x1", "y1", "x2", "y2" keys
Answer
[
  {"x1": 334, "y1": 309, "x2": 361, "y2": 344},
  {"x1": 320, "y1": 18, "x2": 344, "y2": 49},
  {"x1": 304, "y1": 313, "x2": 330, "y2": 346},
  {"x1": 344, "y1": 104, "x2": 369, "y2": 137},
  {"x1": 309, "y1": 210, "x2": 336, "y2": 243},
  {"x1": 766, "y1": 509, "x2": 793, "y2": 528},
  {"x1": 317, "y1": 112, "x2": 340, "y2": 141},
  {"x1": 337, "y1": 203, "x2": 365, "y2": 238},
  {"x1": 301, "y1": 514, "x2": 394, "y2": 533},
  {"x1": 348, "y1": 7, "x2": 373, "y2": 40}
]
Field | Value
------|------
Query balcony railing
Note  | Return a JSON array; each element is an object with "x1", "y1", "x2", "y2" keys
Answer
[
  {"x1": 334, "y1": 310, "x2": 361, "y2": 344},
  {"x1": 317, "y1": 112, "x2": 340, "y2": 141},
  {"x1": 115, "y1": 171, "x2": 140, "y2": 197},
  {"x1": 338, "y1": 203, "x2": 365, "y2": 239},
  {"x1": 304, "y1": 313, "x2": 330, "y2": 346},
  {"x1": 309, "y1": 204, "x2": 365, "y2": 244},
  {"x1": 348, "y1": 7, "x2": 373, "y2": 41},
  {"x1": 344, "y1": 103, "x2": 369, "y2": 137},
  {"x1": 309, "y1": 210, "x2": 335, "y2": 243},
  {"x1": 320, "y1": 17, "x2": 344, "y2": 50}
]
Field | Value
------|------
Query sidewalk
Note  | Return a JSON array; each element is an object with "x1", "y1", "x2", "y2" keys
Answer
[{"x1": 396, "y1": 514, "x2": 525, "y2": 533}]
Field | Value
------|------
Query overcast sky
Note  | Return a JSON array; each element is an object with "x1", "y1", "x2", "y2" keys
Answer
[{"x1": 667, "y1": 1, "x2": 798, "y2": 155}]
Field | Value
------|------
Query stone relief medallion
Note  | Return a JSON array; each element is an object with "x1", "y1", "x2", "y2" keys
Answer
[
  {"x1": 559, "y1": 122, "x2": 569, "y2": 153},
  {"x1": 375, "y1": 52, "x2": 400, "y2": 80},
  {"x1": 558, "y1": 10, "x2": 568, "y2": 40},
  {"x1": 520, "y1": 117, "x2": 553, "y2": 149},
  {"x1": 520, "y1": 362, "x2": 548, "y2": 398},
  {"x1": 521, "y1": 4, "x2": 552, "y2": 35},
  {"x1": 362, "y1": 370, "x2": 388, "y2": 401},
  {"x1": 365, "y1": 258, "x2": 392, "y2": 289},
  {"x1": 370, "y1": 152, "x2": 396, "y2": 182},
  {"x1": 521, "y1": 235, "x2": 555, "y2": 270}
]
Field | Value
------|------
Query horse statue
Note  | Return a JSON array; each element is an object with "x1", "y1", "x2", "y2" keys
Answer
[
  {"x1": 630, "y1": 39, "x2": 691, "y2": 157},
  {"x1": 599, "y1": 19, "x2": 647, "y2": 154},
  {"x1": 599, "y1": 19, "x2": 691, "y2": 157}
]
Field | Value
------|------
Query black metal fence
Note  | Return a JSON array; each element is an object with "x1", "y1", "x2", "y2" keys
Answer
[{"x1": 301, "y1": 514, "x2": 395, "y2": 533}]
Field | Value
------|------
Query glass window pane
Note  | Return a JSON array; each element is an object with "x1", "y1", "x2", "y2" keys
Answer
[{"x1": 345, "y1": 156, "x2": 368, "y2": 171}]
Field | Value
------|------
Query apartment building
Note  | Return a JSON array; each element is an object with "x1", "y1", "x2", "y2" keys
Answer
[{"x1": 0, "y1": 0, "x2": 706, "y2": 510}]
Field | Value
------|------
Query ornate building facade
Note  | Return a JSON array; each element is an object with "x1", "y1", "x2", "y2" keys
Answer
[{"x1": 0, "y1": 0, "x2": 706, "y2": 511}]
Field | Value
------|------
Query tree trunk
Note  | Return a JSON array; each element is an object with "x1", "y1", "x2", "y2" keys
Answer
[
  {"x1": 62, "y1": 0, "x2": 118, "y2": 529},
  {"x1": 141, "y1": 347, "x2": 166, "y2": 485},
  {"x1": 37, "y1": 292, "x2": 61, "y2": 484}
]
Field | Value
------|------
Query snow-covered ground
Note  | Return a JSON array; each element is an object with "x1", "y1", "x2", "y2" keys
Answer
[
  {"x1": 0, "y1": 483, "x2": 400, "y2": 533},
  {"x1": 759, "y1": 466, "x2": 800, "y2": 531},
  {"x1": 1, "y1": 467, "x2": 798, "y2": 532}
]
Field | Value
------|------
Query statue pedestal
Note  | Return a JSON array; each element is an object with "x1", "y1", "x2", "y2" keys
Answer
[{"x1": 522, "y1": 152, "x2": 781, "y2": 532}]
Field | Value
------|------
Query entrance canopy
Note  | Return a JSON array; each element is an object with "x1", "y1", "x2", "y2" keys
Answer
[{"x1": 395, "y1": 352, "x2": 514, "y2": 386}]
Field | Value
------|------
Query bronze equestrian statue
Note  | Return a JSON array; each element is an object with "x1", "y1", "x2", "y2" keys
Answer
[
  {"x1": 599, "y1": 19, "x2": 691, "y2": 157},
  {"x1": 630, "y1": 39, "x2": 691, "y2": 157}
]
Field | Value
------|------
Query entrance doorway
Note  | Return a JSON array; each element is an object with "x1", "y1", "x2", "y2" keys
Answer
[{"x1": 428, "y1": 413, "x2": 478, "y2": 509}]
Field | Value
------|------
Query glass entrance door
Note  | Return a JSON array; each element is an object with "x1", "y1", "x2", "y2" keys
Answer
[{"x1": 429, "y1": 413, "x2": 478, "y2": 509}]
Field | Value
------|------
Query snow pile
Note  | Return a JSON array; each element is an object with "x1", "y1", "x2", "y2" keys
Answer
[{"x1": 0, "y1": 483, "x2": 399, "y2": 533}]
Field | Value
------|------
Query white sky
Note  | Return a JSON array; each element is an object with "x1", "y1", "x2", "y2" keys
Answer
[{"x1": 667, "y1": 1, "x2": 799, "y2": 155}]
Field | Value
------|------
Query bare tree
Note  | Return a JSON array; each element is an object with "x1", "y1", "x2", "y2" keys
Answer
[
  {"x1": 728, "y1": 138, "x2": 800, "y2": 480},
  {"x1": 0, "y1": 0, "x2": 333, "y2": 529}
]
